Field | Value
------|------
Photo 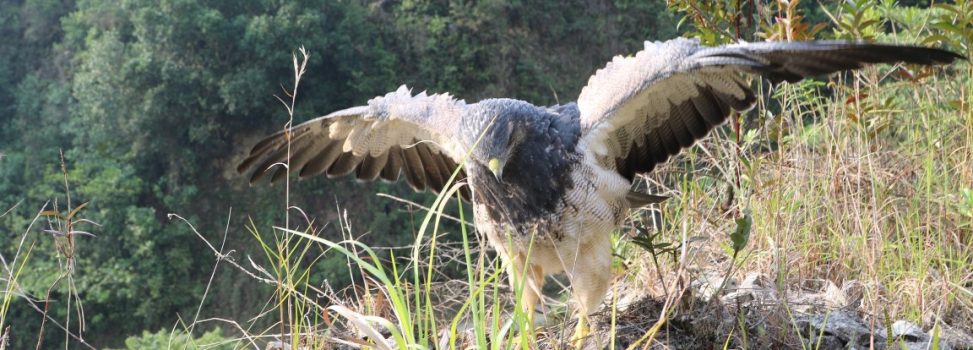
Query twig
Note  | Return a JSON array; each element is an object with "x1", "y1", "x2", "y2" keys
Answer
[
  {"x1": 14, "y1": 286, "x2": 95, "y2": 350},
  {"x1": 186, "y1": 318, "x2": 262, "y2": 350},
  {"x1": 0, "y1": 201, "x2": 20, "y2": 219},
  {"x1": 272, "y1": 46, "x2": 310, "y2": 343},
  {"x1": 376, "y1": 193, "x2": 472, "y2": 226},
  {"x1": 168, "y1": 213, "x2": 335, "y2": 313},
  {"x1": 168, "y1": 214, "x2": 277, "y2": 285},
  {"x1": 188, "y1": 208, "x2": 233, "y2": 337}
]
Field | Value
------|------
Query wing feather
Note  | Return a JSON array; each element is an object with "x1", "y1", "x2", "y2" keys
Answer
[
  {"x1": 327, "y1": 153, "x2": 363, "y2": 178},
  {"x1": 668, "y1": 102, "x2": 698, "y2": 146},
  {"x1": 239, "y1": 85, "x2": 470, "y2": 198},
  {"x1": 400, "y1": 145, "x2": 427, "y2": 191},
  {"x1": 381, "y1": 146, "x2": 404, "y2": 182},
  {"x1": 578, "y1": 39, "x2": 961, "y2": 180},
  {"x1": 415, "y1": 143, "x2": 446, "y2": 192},
  {"x1": 299, "y1": 141, "x2": 342, "y2": 178},
  {"x1": 680, "y1": 100, "x2": 709, "y2": 139},
  {"x1": 356, "y1": 151, "x2": 389, "y2": 182}
]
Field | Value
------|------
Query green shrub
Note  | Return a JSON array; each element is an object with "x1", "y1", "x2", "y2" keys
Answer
[{"x1": 116, "y1": 328, "x2": 239, "y2": 350}]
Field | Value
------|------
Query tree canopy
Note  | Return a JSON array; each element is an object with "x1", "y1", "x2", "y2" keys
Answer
[{"x1": 0, "y1": 0, "x2": 677, "y2": 347}]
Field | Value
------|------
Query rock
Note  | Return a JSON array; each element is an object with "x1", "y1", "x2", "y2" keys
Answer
[
  {"x1": 875, "y1": 320, "x2": 963, "y2": 350},
  {"x1": 692, "y1": 271, "x2": 735, "y2": 302},
  {"x1": 887, "y1": 320, "x2": 927, "y2": 342},
  {"x1": 791, "y1": 280, "x2": 862, "y2": 314},
  {"x1": 721, "y1": 272, "x2": 777, "y2": 306},
  {"x1": 265, "y1": 341, "x2": 291, "y2": 350},
  {"x1": 795, "y1": 311, "x2": 871, "y2": 347},
  {"x1": 876, "y1": 320, "x2": 929, "y2": 347},
  {"x1": 940, "y1": 324, "x2": 973, "y2": 350},
  {"x1": 839, "y1": 280, "x2": 864, "y2": 308},
  {"x1": 806, "y1": 333, "x2": 845, "y2": 350}
]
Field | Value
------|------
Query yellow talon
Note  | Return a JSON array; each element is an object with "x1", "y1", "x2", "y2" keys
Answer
[
  {"x1": 527, "y1": 302, "x2": 536, "y2": 327},
  {"x1": 514, "y1": 298, "x2": 538, "y2": 349},
  {"x1": 571, "y1": 314, "x2": 589, "y2": 348}
]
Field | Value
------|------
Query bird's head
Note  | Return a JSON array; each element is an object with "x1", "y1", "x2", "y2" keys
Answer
[{"x1": 470, "y1": 114, "x2": 528, "y2": 182}]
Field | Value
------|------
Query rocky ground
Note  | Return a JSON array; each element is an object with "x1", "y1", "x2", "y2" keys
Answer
[
  {"x1": 314, "y1": 271, "x2": 972, "y2": 350},
  {"x1": 539, "y1": 272, "x2": 973, "y2": 350}
]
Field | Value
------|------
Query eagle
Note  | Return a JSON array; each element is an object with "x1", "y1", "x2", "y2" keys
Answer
[{"x1": 238, "y1": 38, "x2": 961, "y2": 346}]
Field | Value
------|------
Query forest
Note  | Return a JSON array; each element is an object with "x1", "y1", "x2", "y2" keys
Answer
[{"x1": 0, "y1": 0, "x2": 970, "y2": 349}]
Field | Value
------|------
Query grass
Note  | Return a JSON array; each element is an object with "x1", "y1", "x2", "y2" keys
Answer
[
  {"x1": 160, "y1": 48, "x2": 541, "y2": 350},
  {"x1": 221, "y1": 52, "x2": 969, "y2": 349},
  {"x1": 0, "y1": 153, "x2": 102, "y2": 350},
  {"x1": 3, "y1": 5, "x2": 971, "y2": 349},
  {"x1": 160, "y1": 42, "x2": 970, "y2": 349},
  {"x1": 251, "y1": 71, "x2": 542, "y2": 348},
  {"x1": 0, "y1": 202, "x2": 33, "y2": 349},
  {"x1": 628, "y1": 62, "x2": 973, "y2": 347}
]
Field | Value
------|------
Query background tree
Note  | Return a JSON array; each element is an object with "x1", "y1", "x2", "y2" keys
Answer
[{"x1": 0, "y1": 0, "x2": 677, "y2": 347}]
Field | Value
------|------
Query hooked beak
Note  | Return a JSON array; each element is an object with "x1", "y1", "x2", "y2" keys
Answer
[{"x1": 487, "y1": 158, "x2": 504, "y2": 181}]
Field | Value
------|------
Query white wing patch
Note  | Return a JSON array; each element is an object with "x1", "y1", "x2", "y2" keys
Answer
[
  {"x1": 317, "y1": 86, "x2": 468, "y2": 161},
  {"x1": 576, "y1": 38, "x2": 752, "y2": 171},
  {"x1": 240, "y1": 85, "x2": 471, "y2": 187}
]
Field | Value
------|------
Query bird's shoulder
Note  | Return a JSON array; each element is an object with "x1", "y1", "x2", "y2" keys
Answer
[
  {"x1": 543, "y1": 102, "x2": 582, "y2": 146},
  {"x1": 470, "y1": 98, "x2": 537, "y2": 114}
]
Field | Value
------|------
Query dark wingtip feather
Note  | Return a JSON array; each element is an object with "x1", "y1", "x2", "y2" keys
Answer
[
  {"x1": 380, "y1": 147, "x2": 404, "y2": 182},
  {"x1": 237, "y1": 138, "x2": 280, "y2": 174},
  {"x1": 891, "y1": 45, "x2": 965, "y2": 64},
  {"x1": 355, "y1": 152, "x2": 388, "y2": 182},
  {"x1": 400, "y1": 145, "x2": 427, "y2": 191},
  {"x1": 247, "y1": 131, "x2": 285, "y2": 155},
  {"x1": 239, "y1": 125, "x2": 308, "y2": 172},
  {"x1": 269, "y1": 165, "x2": 289, "y2": 184},
  {"x1": 829, "y1": 44, "x2": 964, "y2": 68},
  {"x1": 237, "y1": 155, "x2": 260, "y2": 174},
  {"x1": 327, "y1": 153, "x2": 363, "y2": 178},
  {"x1": 298, "y1": 142, "x2": 341, "y2": 178},
  {"x1": 415, "y1": 144, "x2": 446, "y2": 191},
  {"x1": 248, "y1": 165, "x2": 272, "y2": 184},
  {"x1": 721, "y1": 41, "x2": 964, "y2": 83}
]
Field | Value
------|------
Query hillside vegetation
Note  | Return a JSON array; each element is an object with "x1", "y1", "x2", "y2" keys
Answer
[{"x1": 0, "y1": 0, "x2": 970, "y2": 349}]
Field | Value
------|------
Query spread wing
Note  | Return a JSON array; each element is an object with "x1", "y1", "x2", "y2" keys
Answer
[
  {"x1": 238, "y1": 85, "x2": 470, "y2": 198},
  {"x1": 577, "y1": 38, "x2": 963, "y2": 180}
]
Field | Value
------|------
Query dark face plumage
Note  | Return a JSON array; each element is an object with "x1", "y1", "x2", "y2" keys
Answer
[{"x1": 463, "y1": 103, "x2": 581, "y2": 232}]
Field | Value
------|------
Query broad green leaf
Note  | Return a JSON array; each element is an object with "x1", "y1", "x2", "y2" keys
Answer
[{"x1": 730, "y1": 209, "x2": 752, "y2": 255}]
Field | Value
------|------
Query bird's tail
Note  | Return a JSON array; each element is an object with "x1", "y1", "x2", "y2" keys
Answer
[{"x1": 626, "y1": 191, "x2": 669, "y2": 208}]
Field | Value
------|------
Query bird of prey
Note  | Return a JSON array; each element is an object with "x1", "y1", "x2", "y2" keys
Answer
[{"x1": 238, "y1": 38, "x2": 961, "y2": 346}]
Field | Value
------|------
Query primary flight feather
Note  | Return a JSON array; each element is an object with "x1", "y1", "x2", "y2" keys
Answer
[{"x1": 238, "y1": 38, "x2": 961, "y2": 346}]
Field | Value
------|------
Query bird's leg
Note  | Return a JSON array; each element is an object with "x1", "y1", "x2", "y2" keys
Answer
[
  {"x1": 522, "y1": 275, "x2": 538, "y2": 328},
  {"x1": 508, "y1": 253, "x2": 544, "y2": 327},
  {"x1": 565, "y1": 237, "x2": 612, "y2": 348},
  {"x1": 571, "y1": 314, "x2": 590, "y2": 349},
  {"x1": 506, "y1": 252, "x2": 545, "y2": 350}
]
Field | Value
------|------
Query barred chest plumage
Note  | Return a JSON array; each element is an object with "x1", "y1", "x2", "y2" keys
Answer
[
  {"x1": 466, "y1": 117, "x2": 582, "y2": 240},
  {"x1": 468, "y1": 146, "x2": 631, "y2": 246}
]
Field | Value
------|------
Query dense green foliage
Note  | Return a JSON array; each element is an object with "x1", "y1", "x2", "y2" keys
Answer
[
  {"x1": 114, "y1": 328, "x2": 239, "y2": 350},
  {"x1": 0, "y1": 0, "x2": 679, "y2": 347},
  {"x1": 3, "y1": 0, "x2": 970, "y2": 348}
]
